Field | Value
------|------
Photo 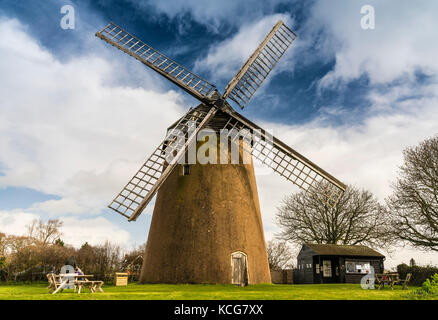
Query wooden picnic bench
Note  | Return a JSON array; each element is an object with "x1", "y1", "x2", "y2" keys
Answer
[
  {"x1": 375, "y1": 273, "x2": 411, "y2": 290},
  {"x1": 75, "y1": 275, "x2": 104, "y2": 294},
  {"x1": 47, "y1": 273, "x2": 62, "y2": 293},
  {"x1": 375, "y1": 273, "x2": 399, "y2": 290},
  {"x1": 47, "y1": 273, "x2": 104, "y2": 294},
  {"x1": 398, "y1": 273, "x2": 412, "y2": 290}
]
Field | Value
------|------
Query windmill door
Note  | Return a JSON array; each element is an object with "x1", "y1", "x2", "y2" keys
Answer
[{"x1": 231, "y1": 252, "x2": 248, "y2": 286}]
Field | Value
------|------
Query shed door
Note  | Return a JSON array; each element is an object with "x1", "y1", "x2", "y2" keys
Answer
[
  {"x1": 231, "y1": 252, "x2": 248, "y2": 286},
  {"x1": 322, "y1": 260, "x2": 332, "y2": 277}
]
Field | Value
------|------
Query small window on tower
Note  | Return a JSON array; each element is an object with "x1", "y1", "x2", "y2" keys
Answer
[{"x1": 182, "y1": 164, "x2": 191, "y2": 176}]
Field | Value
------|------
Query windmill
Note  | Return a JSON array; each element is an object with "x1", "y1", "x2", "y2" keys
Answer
[{"x1": 96, "y1": 20, "x2": 346, "y2": 285}]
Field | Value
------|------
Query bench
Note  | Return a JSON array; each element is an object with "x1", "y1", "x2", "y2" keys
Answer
[
  {"x1": 76, "y1": 279, "x2": 104, "y2": 294},
  {"x1": 47, "y1": 273, "x2": 62, "y2": 293},
  {"x1": 398, "y1": 273, "x2": 412, "y2": 290},
  {"x1": 47, "y1": 272, "x2": 104, "y2": 294}
]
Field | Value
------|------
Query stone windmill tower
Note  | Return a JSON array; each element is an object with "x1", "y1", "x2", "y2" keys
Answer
[{"x1": 96, "y1": 20, "x2": 346, "y2": 285}]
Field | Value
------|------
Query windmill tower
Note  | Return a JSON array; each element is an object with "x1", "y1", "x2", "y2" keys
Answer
[{"x1": 96, "y1": 20, "x2": 346, "y2": 285}]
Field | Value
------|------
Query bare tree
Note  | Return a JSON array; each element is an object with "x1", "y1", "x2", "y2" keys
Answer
[
  {"x1": 409, "y1": 258, "x2": 416, "y2": 267},
  {"x1": 26, "y1": 220, "x2": 37, "y2": 240},
  {"x1": 387, "y1": 135, "x2": 438, "y2": 251},
  {"x1": 76, "y1": 241, "x2": 122, "y2": 280},
  {"x1": 266, "y1": 240, "x2": 294, "y2": 270},
  {"x1": 276, "y1": 184, "x2": 393, "y2": 248},
  {"x1": 122, "y1": 243, "x2": 145, "y2": 274},
  {"x1": 26, "y1": 219, "x2": 63, "y2": 245},
  {"x1": 4, "y1": 234, "x2": 33, "y2": 252}
]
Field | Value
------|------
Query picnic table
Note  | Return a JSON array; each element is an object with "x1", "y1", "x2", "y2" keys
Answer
[
  {"x1": 375, "y1": 273, "x2": 400, "y2": 290},
  {"x1": 47, "y1": 273, "x2": 104, "y2": 294}
]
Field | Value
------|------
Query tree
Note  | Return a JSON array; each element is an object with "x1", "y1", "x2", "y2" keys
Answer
[
  {"x1": 0, "y1": 229, "x2": 137, "y2": 282},
  {"x1": 0, "y1": 232, "x2": 6, "y2": 257},
  {"x1": 387, "y1": 135, "x2": 438, "y2": 251},
  {"x1": 26, "y1": 219, "x2": 63, "y2": 245},
  {"x1": 55, "y1": 238, "x2": 65, "y2": 247},
  {"x1": 0, "y1": 232, "x2": 6, "y2": 281},
  {"x1": 266, "y1": 240, "x2": 294, "y2": 270},
  {"x1": 76, "y1": 241, "x2": 122, "y2": 280},
  {"x1": 410, "y1": 258, "x2": 416, "y2": 267},
  {"x1": 121, "y1": 243, "x2": 145, "y2": 275},
  {"x1": 4, "y1": 235, "x2": 32, "y2": 252},
  {"x1": 276, "y1": 184, "x2": 393, "y2": 248}
]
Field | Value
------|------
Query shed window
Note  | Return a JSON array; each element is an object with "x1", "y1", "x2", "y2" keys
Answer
[{"x1": 345, "y1": 261, "x2": 371, "y2": 274}]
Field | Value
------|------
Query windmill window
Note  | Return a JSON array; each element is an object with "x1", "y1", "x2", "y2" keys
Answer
[{"x1": 182, "y1": 164, "x2": 191, "y2": 176}]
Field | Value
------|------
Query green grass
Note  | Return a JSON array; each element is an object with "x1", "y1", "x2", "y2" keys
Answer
[{"x1": 0, "y1": 282, "x2": 436, "y2": 300}]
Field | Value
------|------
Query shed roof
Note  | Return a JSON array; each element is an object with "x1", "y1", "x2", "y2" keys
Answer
[{"x1": 304, "y1": 243, "x2": 385, "y2": 257}]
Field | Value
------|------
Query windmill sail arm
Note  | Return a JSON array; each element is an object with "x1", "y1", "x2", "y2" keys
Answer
[
  {"x1": 108, "y1": 106, "x2": 217, "y2": 221},
  {"x1": 96, "y1": 22, "x2": 217, "y2": 104},
  {"x1": 221, "y1": 108, "x2": 346, "y2": 205},
  {"x1": 223, "y1": 20, "x2": 297, "y2": 109}
]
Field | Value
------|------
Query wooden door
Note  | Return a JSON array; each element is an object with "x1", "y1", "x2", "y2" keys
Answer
[
  {"x1": 322, "y1": 258, "x2": 340, "y2": 283},
  {"x1": 322, "y1": 260, "x2": 332, "y2": 278},
  {"x1": 231, "y1": 252, "x2": 248, "y2": 286}
]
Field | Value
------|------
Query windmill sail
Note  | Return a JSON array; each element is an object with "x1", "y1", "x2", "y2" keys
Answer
[
  {"x1": 224, "y1": 20, "x2": 297, "y2": 109},
  {"x1": 99, "y1": 19, "x2": 346, "y2": 220},
  {"x1": 221, "y1": 109, "x2": 346, "y2": 206},
  {"x1": 108, "y1": 106, "x2": 217, "y2": 221},
  {"x1": 96, "y1": 22, "x2": 218, "y2": 103}
]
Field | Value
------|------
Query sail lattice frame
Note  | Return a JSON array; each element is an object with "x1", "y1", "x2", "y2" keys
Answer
[
  {"x1": 108, "y1": 107, "x2": 216, "y2": 221},
  {"x1": 96, "y1": 22, "x2": 217, "y2": 102},
  {"x1": 221, "y1": 112, "x2": 345, "y2": 206},
  {"x1": 224, "y1": 20, "x2": 297, "y2": 109}
]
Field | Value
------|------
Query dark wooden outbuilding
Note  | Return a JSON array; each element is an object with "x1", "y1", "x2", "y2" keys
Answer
[{"x1": 294, "y1": 244, "x2": 385, "y2": 284}]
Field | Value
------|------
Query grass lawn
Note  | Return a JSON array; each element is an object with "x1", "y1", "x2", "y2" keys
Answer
[{"x1": 0, "y1": 282, "x2": 435, "y2": 300}]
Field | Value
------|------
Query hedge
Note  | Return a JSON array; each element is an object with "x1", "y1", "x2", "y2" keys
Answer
[{"x1": 397, "y1": 263, "x2": 438, "y2": 287}]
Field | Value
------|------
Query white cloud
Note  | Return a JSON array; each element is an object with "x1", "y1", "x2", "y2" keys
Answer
[
  {"x1": 308, "y1": 0, "x2": 438, "y2": 87},
  {"x1": 0, "y1": 211, "x2": 39, "y2": 236},
  {"x1": 60, "y1": 216, "x2": 131, "y2": 248},
  {"x1": 0, "y1": 18, "x2": 187, "y2": 217},
  {"x1": 132, "y1": 0, "x2": 288, "y2": 33},
  {"x1": 29, "y1": 198, "x2": 89, "y2": 216}
]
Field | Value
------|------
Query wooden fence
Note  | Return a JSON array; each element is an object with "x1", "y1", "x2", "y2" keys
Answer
[{"x1": 270, "y1": 269, "x2": 293, "y2": 284}]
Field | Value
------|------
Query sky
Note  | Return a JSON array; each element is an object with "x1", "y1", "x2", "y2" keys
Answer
[{"x1": 0, "y1": 0, "x2": 437, "y2": 268}]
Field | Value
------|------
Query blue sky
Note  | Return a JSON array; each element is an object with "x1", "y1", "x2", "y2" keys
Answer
[
  {"x1": 1, "y1": 0, "x2": 438, "y2": 267},
  {"x1": 0, "y1": 0, "x2": 375, "y2": 125}
]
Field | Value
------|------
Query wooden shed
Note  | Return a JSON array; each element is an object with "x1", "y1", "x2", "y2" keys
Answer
[{"x1": 294, "y1": 243, "x2": 385, "y2": 284}]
